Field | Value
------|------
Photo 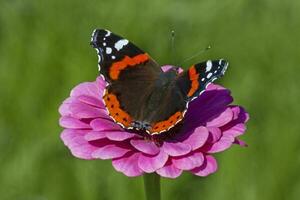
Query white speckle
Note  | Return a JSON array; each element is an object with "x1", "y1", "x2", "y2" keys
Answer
[
  {"x1": 112, "y1": 55, "x2": 116, "y2": 59},
  {"x1": 106, "y1": 47, "x2": 112, "y2": 54},
  {"x1": 103, "y1": 42, "x2": 106, "y2": 46},
  {"x1": 105, "y1": 30, "x2": 111, "y2": 37},
  {"x1": 201, "y1": 78, "x2": 205, "y2": 81},
  {"x1": 114, "y1": 39, "x2": 129, "y2": 51},
  {"x1": 103, "y1": 38, "x2": 106, "y2": 41},
  {"x1": 207, "y1": 72, "x2": 212, "y2": 79},
  {"x1": 206, "y1": 60, "x2": 212, "y2": 72},
  {"x1": 214, "y1": 70, "x2": 217, "y2": 73},
  {"x1": 219, "y1": 59, "x2": 223, "y2": 65}
]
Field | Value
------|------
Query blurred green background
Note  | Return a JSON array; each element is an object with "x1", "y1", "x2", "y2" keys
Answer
[{"x1": 1, "y1": 0, "x2": 300, "y2": 199}]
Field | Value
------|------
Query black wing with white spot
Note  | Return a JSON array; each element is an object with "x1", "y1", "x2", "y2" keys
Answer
[
  {"x1": 90, "y1": 29, "x2": 161, "y2": 83},
  {"x1": 175, "y1": 59, "x2": 229, "y2": 101}
]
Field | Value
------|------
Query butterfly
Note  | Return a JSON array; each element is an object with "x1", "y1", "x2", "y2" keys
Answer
[{"x1": 90, "y1": 29, "x2": 228, "y2": 135}]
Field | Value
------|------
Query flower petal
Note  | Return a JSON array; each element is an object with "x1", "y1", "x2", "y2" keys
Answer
[
  {"x1": 59, "y1": 97, "x2": 76, "y2": 116},
  {"x1": 112, "y1": 152, "x2": 144, "y2": 177},
  {"x1": 105, "y1": 131, "x2": 135, "y2": 141},
  {"x1": 59, "y1": 116, "x2": 90, "y2": 129},
  {"x1": 84, "y1": 131, "x2": 107, "y2": 141},
  {"x1": 183, "y1": 87, "x2": 233, "y2": 130},
  {"x1": 90, "y1": 118, "x2": 122, "y2": 131},
  {"x1": 206, "y1": 135, "x2": 234, "y2": 153},
  {"x1": 161, "y1": 65, "x2": 184, "y2": 73},
  {"x1": 172, "y1": 151, "x2": 204, "y2": 170},
  {"x1": 162, "y1": 141, "x2": 191, "y2": 156},
  {"x1": 156, "y1": 160, "x2": 182, "y2": 178},
  {"x1": 60, "y1": 129, "x2": 97, "y2": 160},
  {"x1": 191, "y1": 155, "x2": 218, "y2": 176},
  {"x1": 206, "y1": 108, "x2": 233, "y2": 127},
  {"x1": 130, "y1": 139, "x2": 160, "y2": 155},
  {"x1": 223, "y1": 123, "x2": 246, "y2": 137},
  {"x1": 234, "y1": 138, "x2": 248, "y2": 147},
  {"x1": 180, "y1": 126, "x2": 209, "y2": 150},
  {"x1": 68, "y1": 102, "x2": 109, "y2": 119},
  {"x1": 138, "y1": 151, "x2": 168, "y2": 173},
  {"x1": 77, "y1": 95, "x2": 105, "y2": 109},
  {"x1": 207, "y1": 127, "x2": 222, "y2": 143},
  {"x1": 71, "y1": 81, "x2": 102, "y2": 99},
  {"x1": 92, "y1": 144, "x2": 131, "y2": 159}
]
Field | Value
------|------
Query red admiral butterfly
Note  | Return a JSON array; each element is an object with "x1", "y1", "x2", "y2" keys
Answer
[{"x1": 90, "y1": 29, "x2": 228, "y2": 135}]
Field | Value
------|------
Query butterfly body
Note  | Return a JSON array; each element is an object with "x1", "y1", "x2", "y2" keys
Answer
[{"x1": 91, "y1": 29, "x2": 228, "y2": 134}]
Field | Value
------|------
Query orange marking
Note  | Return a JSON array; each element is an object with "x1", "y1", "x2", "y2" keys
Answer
[
  {"x1": 103, "y1": 91, "x2": 133, "y2": 127},
  {"x1": 187, "y1": 65, "x2": 199, "y2": 97},
  {"x1": 109, "y1": 53, "x2": 149, "y2": 80},
  {"x1": 150, "y1": 111, "x2": 183, "y2": 133}
]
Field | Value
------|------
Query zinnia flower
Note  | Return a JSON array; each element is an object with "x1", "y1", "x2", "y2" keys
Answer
[{"x1": 59, "y1": 66, "x2": 249, "y2": 178}]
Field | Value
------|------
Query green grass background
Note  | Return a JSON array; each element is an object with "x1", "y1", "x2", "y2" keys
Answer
[{"x1": 1, "y1": 0, "x2": 300, "y2": 199}]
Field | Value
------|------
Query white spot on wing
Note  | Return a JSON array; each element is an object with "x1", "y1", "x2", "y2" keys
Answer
[
  {"x1": 106, "y1": 47, "x2": 112, "y2": 54},
  {"x1": 114, "y1": 39, "x2": 129, "y2": 51},
  {"x1": 105, "y1": 30, "x2": 111, "y2": 37},
  {"x1": 206, "y1": 60, "x2": 212, "y2": 72},
  {"x1": 207, "y1": 72, "x2": 212, "y2": 79},
  {"x1": 112, "y1": 55, "x2": 116, "y2": 59}
]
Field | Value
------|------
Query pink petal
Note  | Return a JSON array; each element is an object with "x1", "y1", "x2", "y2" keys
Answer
[
  {"x1": 162, "y1": 141, "x2": 191, "y2": 156},
  {"x1": 172, "y1": 151, "x2": 204, "y2": 170},
  {"x1": 191, "y1": 155, "x2": 218, "y2": 176},
  {"x1": 112, "y1": 152, "x2": 144, "y2": 177},
  {"x1": 180, "y1": 126, "x2": 209, "y2": 150},
  {"x1": 68, "y1": 102, "x2": 109, "y2": 119},
  {"x1": 206, "y1": 83, "x2": 226, "y2": 91},
  {"x1": 96, "y1": 76, "x2": 107, "y2": 89},
  {"x1": 105, "y1": 131, "x2": 135, "y2": 141},
  {"x1": 234, "y1": 139, "x2": 248, "y2": 147},
  {"x1": 161, "y1": 65, "x2": 184, "y2": 73},
  {"x1": 156, "y1": 160, "x2": 182, "y2": 178},
  {"x1": 77, "y1": 95, "x2": 105, "y2": 109},
  {"x1": 138, "y1": 151, "x2": 168, "y2": 173},
  {"x1": 206, "y1": 135, "x2": 234, "y2": 153},
  {"x1": 59, "y1": 116, "x2": 90, "y2": 129},
  {"x1": 59, "y1": 97, "x2": 76, "y2": 116},
  {"x1": 92, "y1": 144, "x2": 131, "y2": 159},
  {"x1": 71, "y1": 80, "x2": 103, "y2": 99},
  {"x1": 207, "y1": 127, "x2": 222, "y2": 143},
  {"x1": 130, "y1": 139, "x2": 160, "y2": 155},
  {"x1": 84, "y1": 131, "x2": 107, "y2": 141},
  {"x1": 222, "y1": 123, "x2": 246, "y2": 137},
  {"x1": 90, "y1": 118, "x2": 122, "y2": 131},
  {"x1": 206, "y1": 108, "x2": 233, "y2": 127},
  {"x1": 60, "y1": 129, "x2": 97, "y2": 160}
]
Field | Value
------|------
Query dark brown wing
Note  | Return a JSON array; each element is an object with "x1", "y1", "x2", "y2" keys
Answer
[{"x1": 91, "y1": 29, "x2": 162, "y2": 129}]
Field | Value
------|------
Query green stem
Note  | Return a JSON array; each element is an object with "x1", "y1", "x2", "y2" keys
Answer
[{"x1": 143, "y1": 173, "x2": 161, "y2": 200}]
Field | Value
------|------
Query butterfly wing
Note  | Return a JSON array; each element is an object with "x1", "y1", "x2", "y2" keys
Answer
[
  {"x1": 175, "y1": 59, "x2": 228, "y2": 100},
  {"x1": 147, "y1": 59, "x2": 229, "y2": 134},
  {"x1": 90, "y1": 29, "x2": 162, "y2": 129},
  {"x1": 90, "y1": 29, "x2": 161, "y2": 83}
]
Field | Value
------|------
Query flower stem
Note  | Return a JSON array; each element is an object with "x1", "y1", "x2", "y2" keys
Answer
[{"x1": 143, "y1": 173, "x2": 161, "y2": 200}]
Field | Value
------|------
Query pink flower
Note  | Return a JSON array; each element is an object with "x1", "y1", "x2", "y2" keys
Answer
[{"x1": 59, "y1": 66, "x2": 249, "y2": 178}]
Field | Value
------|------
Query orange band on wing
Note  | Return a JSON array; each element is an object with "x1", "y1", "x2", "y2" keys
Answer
[
  {"x1": 187, "y1": 65, "x2": 199, "y2": 97},
  {"x1": 103, "y1": 92, "x2": 133, "y2": 127},
  {"x1": 150, "y1": 111, "x2": 183, "y2": 133},
  {"x1": 109, "y1": 53, "x2": 149, "y2": 80}
]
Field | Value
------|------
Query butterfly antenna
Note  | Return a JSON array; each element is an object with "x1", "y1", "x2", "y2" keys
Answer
[
  {"x1": 171, "y1": 30, "x2": 176, "y2": 64},
  {"x1": 180, "y1": 45, "x2": 211, "y2": 65}
]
